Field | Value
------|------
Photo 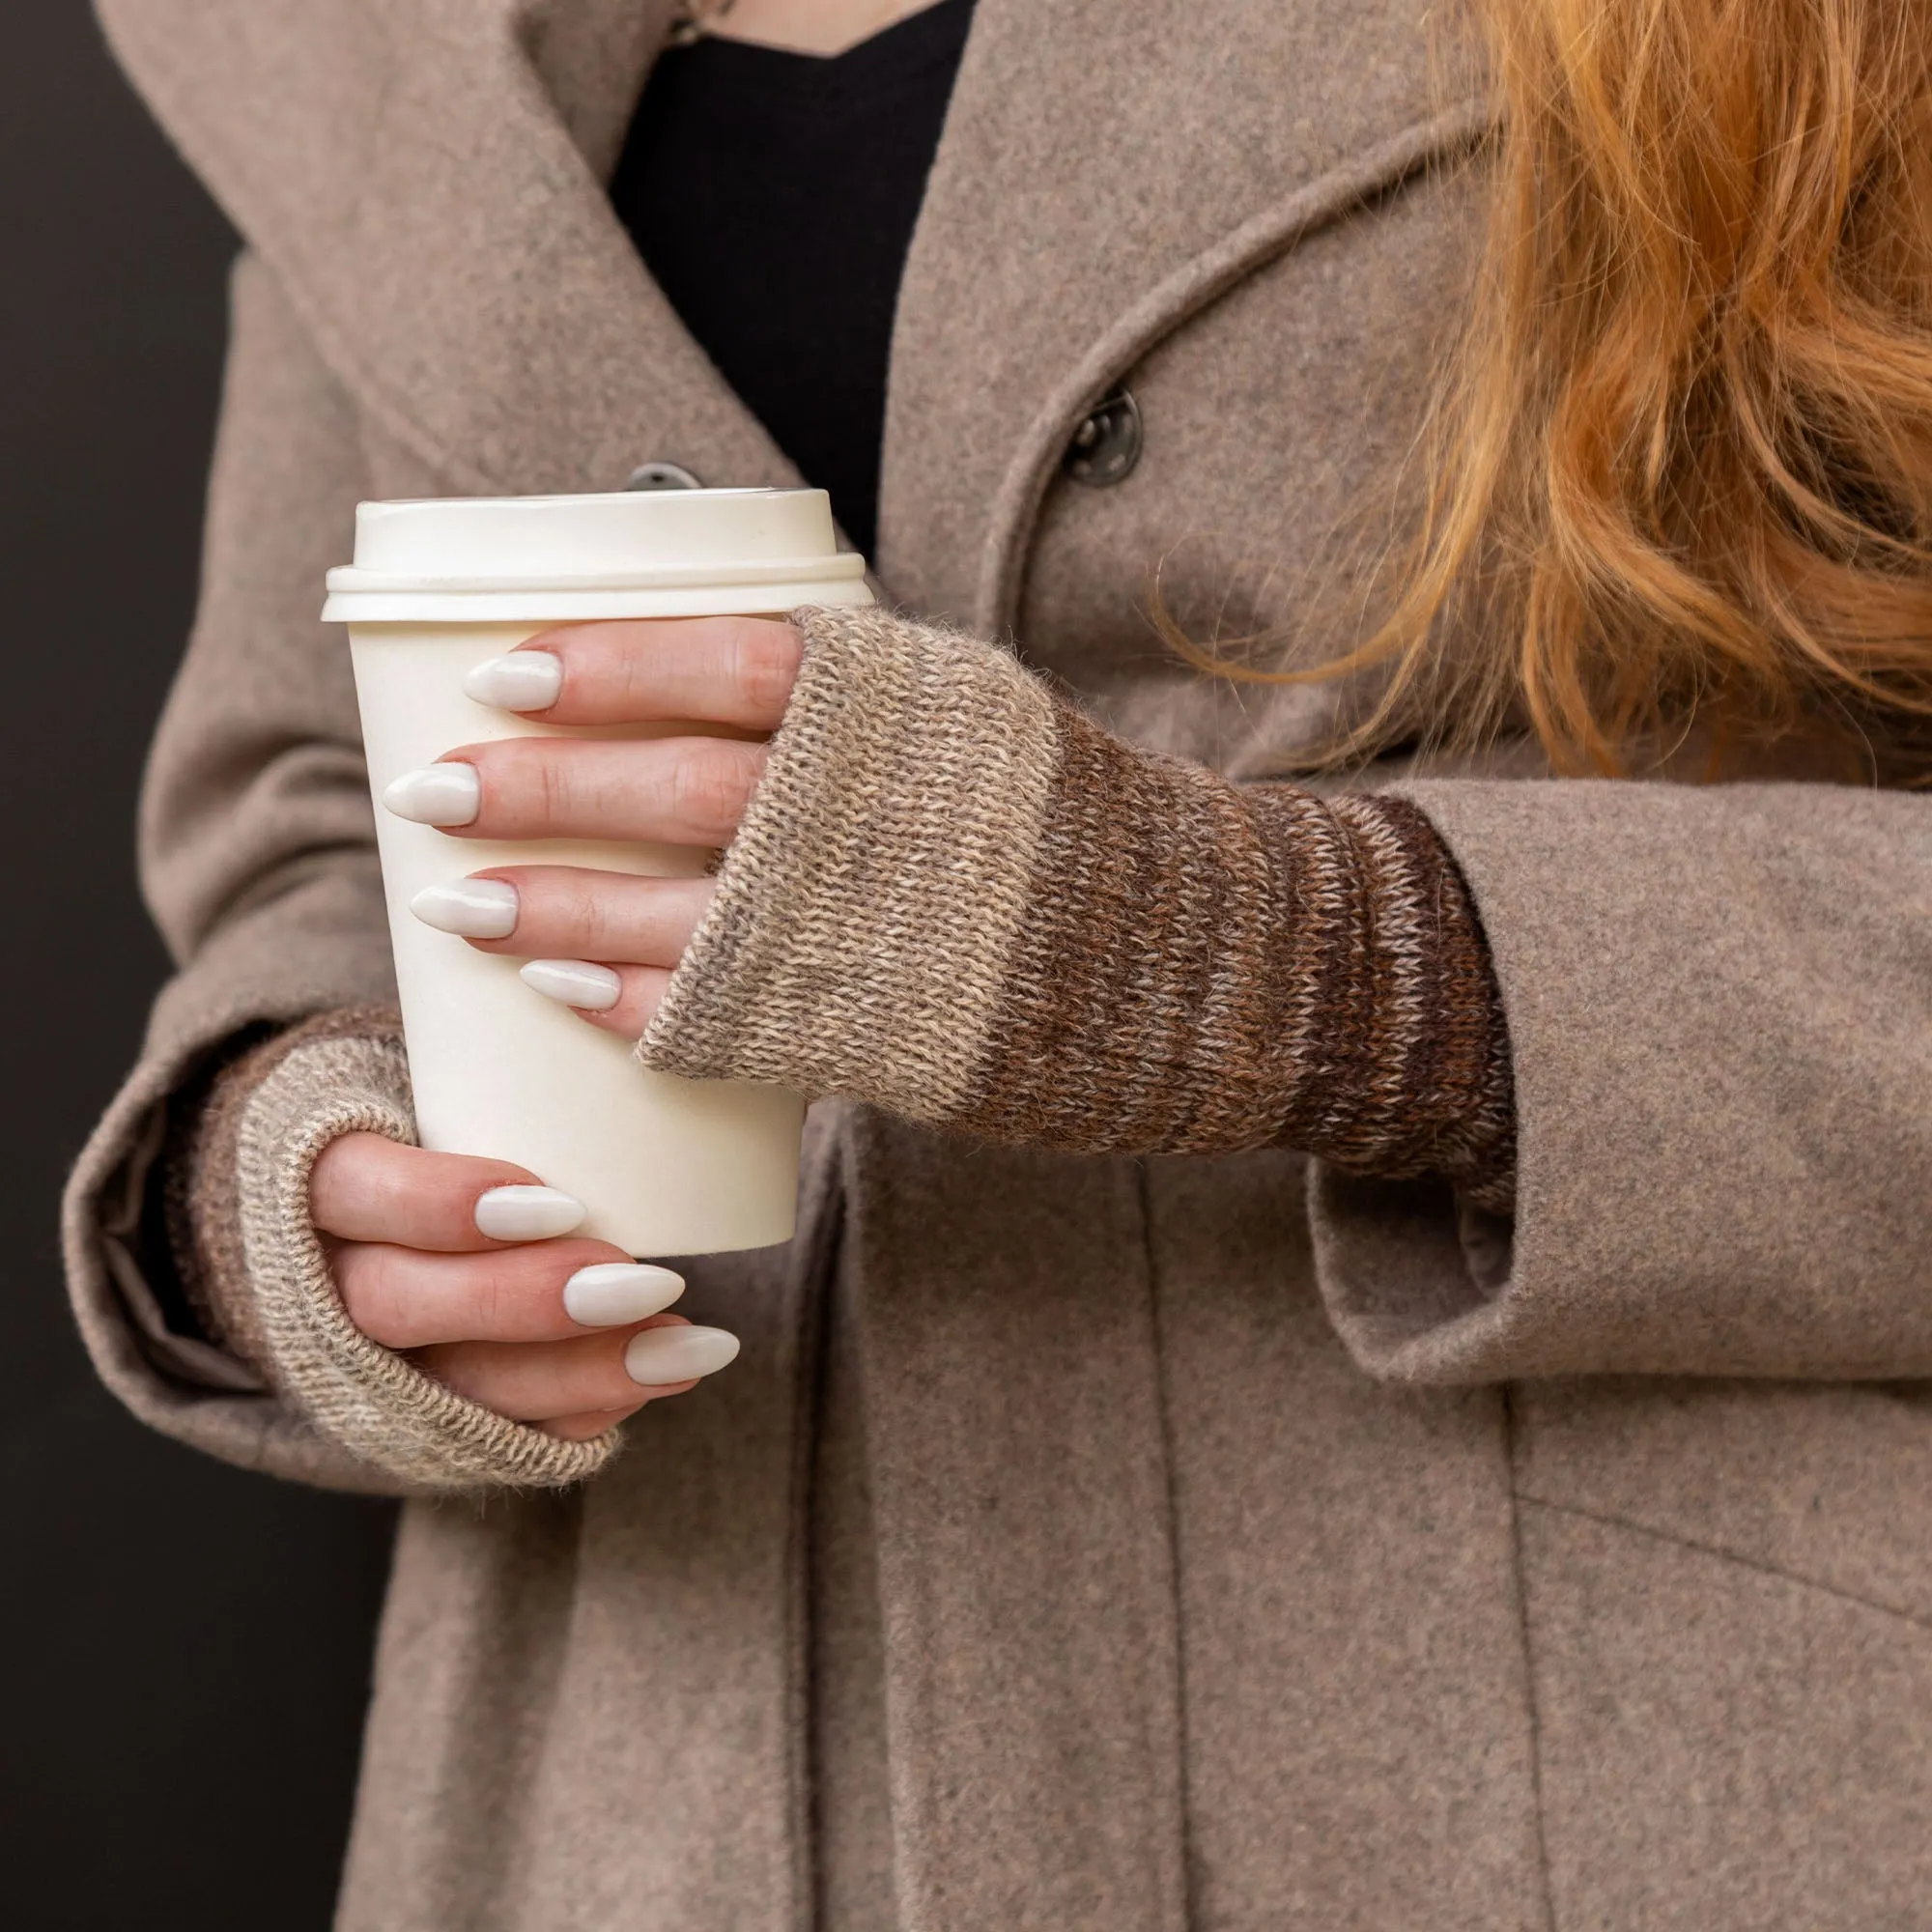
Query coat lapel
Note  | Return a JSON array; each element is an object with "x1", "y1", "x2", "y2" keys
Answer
[
  {"x1": 880, "y1": 0, "x2": 1490, "y2": 632},
  {"x1": 100, "y1": 0, "x2": 1485, "y2": 591},
  {"x1": 95, "y1": 0, "x2": 799, "y2": 497}
]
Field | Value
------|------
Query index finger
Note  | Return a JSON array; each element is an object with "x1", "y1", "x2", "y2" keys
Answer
[
  {"x1": 463, "y1": 616, "x2": 802, "y2": 731},
  {"x1": 310, "y1": 1132, "x2": 580, "y2": 1252}
]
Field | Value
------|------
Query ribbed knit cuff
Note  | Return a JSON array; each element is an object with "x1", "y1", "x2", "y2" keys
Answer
[
  {"x1": 181, "y1": 1009, "x2": 619, "y2": 1492},
  {"x1": 641, "y1": 608, "x2": 1516, "y2": 1205}
]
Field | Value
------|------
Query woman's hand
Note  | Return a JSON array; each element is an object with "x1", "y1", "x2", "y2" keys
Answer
[
  {"x1": 308, "y1": 1131, "x2": 741, "y2": 1438},
  {"x1": 315, "y1": 618, "x2": 792, "y2": 1430},
  {"x1": 374, "y1": 602, "x2": 1514, "y2": 1202},
  {"x1": 385, "y1": 615, "x2": 804, "y2": 1035}
]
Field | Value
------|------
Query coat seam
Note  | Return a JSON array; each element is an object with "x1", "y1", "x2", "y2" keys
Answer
[
  {"x1": 789, "y1": 1148, "x2": 848, "y2": 1932},
  {"x1": 1503, "y1": 1384, "x2": 1560, "y2": 1932},
  {"x1": 1136, "y1": 1160, "x2": 1199, "y2": 1932},
  {"x1": 790, "y1": 1241, "x2": 828, "y2": 1932},
  {"x1": 1517, "y1": 1491, "x2": 1932, "y2": 1635}
]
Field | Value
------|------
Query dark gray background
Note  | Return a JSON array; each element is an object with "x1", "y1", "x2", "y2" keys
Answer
[{"x1": 1, "y1": 10, "x2": 395, "y2": 1927}]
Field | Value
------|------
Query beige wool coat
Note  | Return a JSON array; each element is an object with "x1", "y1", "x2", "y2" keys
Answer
[{"x1": 65, "y1": 1, "x2": 1932, "y2": 1926}]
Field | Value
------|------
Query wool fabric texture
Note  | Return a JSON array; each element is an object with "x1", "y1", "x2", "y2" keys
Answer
[
  {"x1": 178, "y1": 1007, "x2": 617, "y2": 1492},
  {"x1": 644, "y1": 605, "x2": 1516, "y2": 1201}
]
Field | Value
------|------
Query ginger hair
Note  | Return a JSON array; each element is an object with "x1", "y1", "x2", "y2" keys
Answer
[{"x1": 1172, "y1": 0, "x2": 1932, "y2": 776}]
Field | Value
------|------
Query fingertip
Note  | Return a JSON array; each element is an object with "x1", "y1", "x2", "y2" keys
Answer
[
  {"x1": 310, "y1": 1135, "x2": 549, "y2": 1248},
  {"x1": 521, "y1": 957, "x2": 623, "y2": 1011},
  {"x1": 624, "y1": 1322, "x2": 740, "y2": 1387},
  {"x1": 383, "y1": 761, "x2": 480, "y2": 827},
  {"x1": 568, "y1": 964, "x2": 672, "y2": 1038},
  {"x1": 472, "y1": 1183, "x2": 588, "y2": 1243},
  {"x1": 463, "y1": 650, "x2": 563, "y2": 714},
  {"x1": 562, "y1": 1262, "x2": 687, "y2": 1327}
]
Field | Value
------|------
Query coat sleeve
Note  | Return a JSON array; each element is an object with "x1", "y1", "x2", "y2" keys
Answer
[
  {"x1": 1308, "y1": 776, "x2": 1932, "y2": 1382},
  {"x1": 60, "y1": 252, "x2": 435, "y2": 1493}
]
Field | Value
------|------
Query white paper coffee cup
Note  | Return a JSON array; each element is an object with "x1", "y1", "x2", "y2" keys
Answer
[{"x1": 323, "y1": 487, "x2": 871, "y2": 1257}]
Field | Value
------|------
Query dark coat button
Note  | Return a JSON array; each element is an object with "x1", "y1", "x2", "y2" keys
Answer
[
  {"x1": 625, "y1": 461, "x2": 703, "y2": 490},
  {"x1": 1062, "y1": 389, "x2": 1143, "y2": 486}
]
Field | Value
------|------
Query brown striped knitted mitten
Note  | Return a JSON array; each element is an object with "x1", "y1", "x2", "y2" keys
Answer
[{"x1": 642, "y1": 606, "x2": 1516, "y2": 1208}]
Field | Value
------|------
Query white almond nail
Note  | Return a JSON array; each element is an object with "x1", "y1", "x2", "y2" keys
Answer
[
  {"x1": 521, "y1": 958, "x2": 622, "y2": 1011},
  {"x1": 473, "y1": 1184, "x2": 585, "y2": 1241},
  {"x1": 383, "y1": 763, "x2": 480, "y2": 827},
  {"x1": 463, "y1": 651, "x2": 563, "y2": 713},
  {"x1": 624, "y1": 1324, "x2": 741, "y2": 1386},
  {"x1": 411, "y1": 878, "x2": 518, "y2": 939},
  {"x1": 563, "y1": 1263, "x2": 687, "y2": 1327}
]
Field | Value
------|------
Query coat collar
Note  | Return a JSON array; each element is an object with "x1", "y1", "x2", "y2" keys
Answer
[
  {"x1": 95, "y1": 0, "x2": 798, "y2": 497},
  {"x1": 98, "y1": 0, "x2": 1484, "y2": 620},
  {"x1": 880, "y1": 0, "x2": 1487, "y2": 629}
]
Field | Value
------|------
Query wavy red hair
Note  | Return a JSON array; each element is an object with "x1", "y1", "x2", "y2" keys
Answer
[{"x1": 1177, "y1": 0, "x2": 1932, "y2": 776}]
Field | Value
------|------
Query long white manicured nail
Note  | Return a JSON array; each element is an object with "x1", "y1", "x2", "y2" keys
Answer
[
  {"x1": 473, "y1": 1184, "x2": 585, "y2": 1241},
  {"x1": 624, "y1": 1324, "x2": 741, "y2": 1386},
  {"x1": 383, "y1": 763, "x2": 480, "y2": 827},
  {"x1": 563, "y1": 1263, "x2": 686, "y2": 1327},
  {"x1": 521, "y1": 958, "x2": 622, "y2": 1011},
  {"x1": 463, "y1": 651, "x2": 563, "y2": 713},
  {"x1": 412, "y1": 877, "x2": 518, "y2": 938}
]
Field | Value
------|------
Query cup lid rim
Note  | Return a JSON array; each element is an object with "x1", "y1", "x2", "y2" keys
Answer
[
  {"x1": 325, "y1": 550, "x2": 867, "y2": 596},
  {"x1": 359, "y1": 486, "x2": 811, "y2": 513}
]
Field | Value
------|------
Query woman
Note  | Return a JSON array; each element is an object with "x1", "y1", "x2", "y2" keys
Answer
[{"x1": 67, "y1": 0, "x2": 1932, "y2": 1925}]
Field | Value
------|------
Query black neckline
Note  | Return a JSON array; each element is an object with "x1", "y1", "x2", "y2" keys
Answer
[
  {"x1": 615, "y1": 0, "x2": 979, "y2": 555},
  {"x1": 666, "y1": 0, "x2": 975, "y2": 101}
]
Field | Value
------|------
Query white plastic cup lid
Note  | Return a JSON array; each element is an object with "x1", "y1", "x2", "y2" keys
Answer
[{"x1": 322, "y1": 487, "x2": 868, "y2": 623}]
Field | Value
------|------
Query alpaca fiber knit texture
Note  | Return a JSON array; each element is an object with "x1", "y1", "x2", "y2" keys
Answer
[
  {"x1": 643, "y1": 606, "x2": 1517, "y2": 1205},
  {"x1": 183, "y1": 1008, "x2": 618, "y2": 1492}
]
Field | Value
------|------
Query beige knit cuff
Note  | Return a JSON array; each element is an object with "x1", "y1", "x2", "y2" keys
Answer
[
  {"x1": 642, "y1": 607, "x2": 1516, "y2": 1200},
  {"x1": 183, "y1": 1009, "x2": 619, "y2": 1492},
  {"x1": 643, "y1": 604, "x2": 1059, "y2": 1118}
]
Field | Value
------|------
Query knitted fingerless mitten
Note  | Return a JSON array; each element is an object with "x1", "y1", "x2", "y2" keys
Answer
[
  {"x1": 168, "y1": 1007, "x2": 618, "y2": 1491},
  {"x1": 642, "y1": 607, "x2": 1516, "y2": 1208}
]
